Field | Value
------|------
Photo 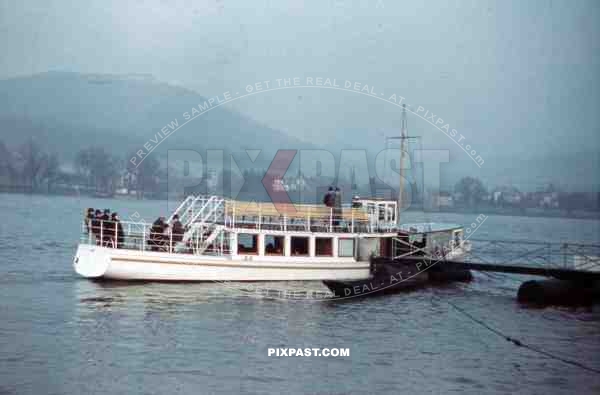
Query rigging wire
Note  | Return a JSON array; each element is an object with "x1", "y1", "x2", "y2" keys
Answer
[{"x1": 439, "y1": 296, "x2": 600, "y2": 375}]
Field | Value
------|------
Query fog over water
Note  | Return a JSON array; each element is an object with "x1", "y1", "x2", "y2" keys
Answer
[{"x1": 0, "y1": 0, "x2": 599, "y2": 190}]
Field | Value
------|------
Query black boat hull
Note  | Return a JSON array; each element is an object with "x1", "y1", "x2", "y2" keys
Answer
[{"x1": 323, "y1": 257, "x2": 472, "y2": 299}]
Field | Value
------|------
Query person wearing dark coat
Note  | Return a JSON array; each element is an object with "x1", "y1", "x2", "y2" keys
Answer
[
  {"x1": 333, "y1": 187, "x2": 342, "y2": 227},
  {"x1": 149, "y1": 216, "x2": 167, "y2": 251},
  {"x1": 111, "y1": 212, "x2": 125, "y2": 248},
  {"x1": 91, "y1": 209, "x2": 102, "y2": 245},
  {"x1": 171, "y1": 214, "x2": 185, "y2": 245},
  {"x1": 101, "y1": 209, "x2": 112, "y2": 247},
  {"x1": 395, "y1": 231, "x2": 411, "y2": 256},
  {"x1": 85, "y1": 208, "x2": 94, "y2": 234},
  {"x1": 412, "y1": 234, "x2": 427, "y2": 256},
  {"x1": 323, "y1": 186, "x2": 334, "y2": 207}
]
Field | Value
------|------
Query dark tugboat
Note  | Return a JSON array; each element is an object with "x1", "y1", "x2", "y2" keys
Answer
[
  {"x1": 323, "y1": 104, "x2": 473, "y2": 299},
  {"x1": 323, "y1": 231, "x2": 474, "y2": 299}
]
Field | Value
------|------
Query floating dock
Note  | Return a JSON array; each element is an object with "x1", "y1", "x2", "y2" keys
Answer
[{"x1": 323, "y1": 239, "x2": 600, "y2": 306}]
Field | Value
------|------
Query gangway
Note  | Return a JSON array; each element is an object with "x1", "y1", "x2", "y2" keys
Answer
[
  {"x1": 390, "y1": 238, "x2": 600, "y2": 278},
  {"x1": 462, "y1": 239, "x2": 600, "y2": 272},
  {"x1": 398, "y1": 256, "x2": 600, "y2": 282}
]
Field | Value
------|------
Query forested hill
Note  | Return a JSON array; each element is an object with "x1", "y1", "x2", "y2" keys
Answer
[{"x1": 0, "y1": 71, "x2": 316, "y2": 162}]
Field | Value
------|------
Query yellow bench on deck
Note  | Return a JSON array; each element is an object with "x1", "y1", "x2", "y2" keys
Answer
[{"x1": 225, "y1": 200, "x2": 369, "y2": 222}]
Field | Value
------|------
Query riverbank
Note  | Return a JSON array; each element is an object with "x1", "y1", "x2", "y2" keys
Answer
[
  {"x1": 2, "y1": 189, "x2": 599, "y2": 221},
  {"x1": 432, "y1": 207, "x2": 600, "y2": 221}
]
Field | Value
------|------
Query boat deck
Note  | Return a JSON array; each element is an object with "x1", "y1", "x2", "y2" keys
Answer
[{"x1": 81, "y1": 195, "x2": 468, "y2": 258}]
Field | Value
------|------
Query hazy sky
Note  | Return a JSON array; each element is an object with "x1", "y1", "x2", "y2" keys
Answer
[{"x1": 1, "y1": 0, "x2": 598, "y2": 189}]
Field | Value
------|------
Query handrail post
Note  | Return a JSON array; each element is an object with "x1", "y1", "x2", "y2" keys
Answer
[
  {"x1": 100, "y1": 221, "x2": 103, "y2": 247},
  {"x1": 351, "y1": 209, "x2": 354, "y2": 233},
  {"x1": 170, "y1": 230, "x2": 173, "y2": 253},
  {"x1": 329, "y1": 208, "x2": 333, "y2": 232}
]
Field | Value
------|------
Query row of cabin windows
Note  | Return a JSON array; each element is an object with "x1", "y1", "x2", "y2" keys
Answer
[{"x1": 237, "y1": 233, "x2": 355, "y2": 257}]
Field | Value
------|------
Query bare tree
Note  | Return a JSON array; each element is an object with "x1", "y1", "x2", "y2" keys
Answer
[
  {"x1": 0, "y1": 140, "x2": 17, "y2": 185},
  {"x1": 12, "y1": 139, "x2": 61, "y2": 192},
  {"x1": 76, "y1": 146, "x2": 118, "y2": 194},
  {"x1": 43, "y1": 153, "x2": 60, "y2": 191},
  {"x1": 454, "y1": 176, "x2": 487, "y2": 207},
  {"x1": 126, "y1": 153, "x2": 161, "y2": 199}
]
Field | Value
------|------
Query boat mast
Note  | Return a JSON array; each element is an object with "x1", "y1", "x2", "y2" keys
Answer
[{"x1": 397, "y1": 103, "x2": 407, "y2": 226}]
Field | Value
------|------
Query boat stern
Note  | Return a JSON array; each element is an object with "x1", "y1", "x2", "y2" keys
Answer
[{"x1": 73, "y1": 244, "x2": 110, "y2": 278}]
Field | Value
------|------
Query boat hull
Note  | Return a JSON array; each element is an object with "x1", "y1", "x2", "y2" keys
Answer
[
  {"x1": 323, "y1": 257, "x2": 472, "y2": 299},
  {"x1": 73, "y1": 244, "x2": 371, "y2": 282}
]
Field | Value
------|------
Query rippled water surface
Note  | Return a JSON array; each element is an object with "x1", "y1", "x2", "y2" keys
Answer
[{"x1": 1, "y1": 193, "x2": 599, "y2": 394}]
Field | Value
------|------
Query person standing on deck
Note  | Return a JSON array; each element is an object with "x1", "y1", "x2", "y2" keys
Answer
[
  {"x1": 101, "y1": 209, "x2": 112, "y2": 247},
  {"x1": 170, "y1": 214, "x2": 185, "y2": 250},
  {"x1": 111, "y1": 212, "x2": 125, "y2": 248},
  {"x1": 333, "y1": 187, "x2": 342, "y2": 228},
  {"x1": 91, "y1": 209, "x2": 102, "y2": 245},
  {"x1": 84, "y1": 208, "x2": 94, "y2": 234},
  {"x1": 412, "y1": 234, "x2": 427, "y2": 256},
  {"x1": 149, "y1": 216, "x2": 169, "y2": 251},
  {"x1": 323, "y1": 186, "x2": 334, "y2": 207}
]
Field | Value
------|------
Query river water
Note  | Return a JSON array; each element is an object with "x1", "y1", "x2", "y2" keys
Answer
[{"x1": 1, "y1": 193, "x2": 599, "y2": 394}]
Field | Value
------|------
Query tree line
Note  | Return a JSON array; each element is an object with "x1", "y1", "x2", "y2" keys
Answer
[
  {"x1": 451, "y1": 176, "x2": 599, "y2": 212},
  {"x1": 0, "y1": 138, "x2": 162, "y2": 197},
  {"x1": 0, "y1": 139, "x2": 60, "y2": 192}
]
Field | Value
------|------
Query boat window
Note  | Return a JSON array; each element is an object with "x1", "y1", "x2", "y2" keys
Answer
[
  {"x1": 291, "y1": 236, "x2": 309, "y2": 256},
  {"x1": 315, "y1": 237, "x2": 333, "y2": 256},
  {"x1": 338, "y1": 238, "x2": 355, "y2": 257},
  {"x1": 376, "y1": 204, "x2": 385, "y2": 220},
  {"x1": 238, "y1": 233, "x2": 258, "y2": 254},
  {"x1": 264, "y1": 235, "x2": 284, "y2": 255}
]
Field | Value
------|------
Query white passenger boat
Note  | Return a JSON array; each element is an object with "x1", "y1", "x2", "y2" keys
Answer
[
  {"x1": 74, "y1": 104, "x2": 470, "y2": 282},
  {"x1": 73, "y1": 195, "x2": 471, "y2": 282}
]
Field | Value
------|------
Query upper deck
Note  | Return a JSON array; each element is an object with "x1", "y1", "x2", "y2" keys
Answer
[
  {"x1": 168, "y1": 195, "x2": 402, "y2": 234},
  {"x1": 81, "y1": 195, "x2": 468, "y2": 258}
]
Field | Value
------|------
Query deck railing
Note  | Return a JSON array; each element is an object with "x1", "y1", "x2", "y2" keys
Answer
[
  {"x1": 79, "y1": 196, "x2": 421, "y2": 256},
  {"x1": 81, "y1": 219, "x2": 231, "y2": 255}
]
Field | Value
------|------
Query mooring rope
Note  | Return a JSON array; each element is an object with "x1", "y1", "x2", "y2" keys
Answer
[{"x1": 441, "y1": 297, "x2": 600, "y2": 375}]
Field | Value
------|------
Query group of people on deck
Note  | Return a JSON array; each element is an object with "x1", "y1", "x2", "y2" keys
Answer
[
  {"x1": 85, "y1": 208, "x2": 124, "y2": 248},
  {"x1": 323, "y1": 186, "x2": 342, "y2": 226},
  {"x1": 84, "y1": 210, "x2": 187, "y2": 252},
  {"x1": 148, "y1": 215, "x2": 186, "y2": 252}
]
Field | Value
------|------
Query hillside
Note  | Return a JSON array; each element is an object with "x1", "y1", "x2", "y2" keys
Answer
[{"x1": 0, "y1": 72, "x2": 317, "y2": 164}]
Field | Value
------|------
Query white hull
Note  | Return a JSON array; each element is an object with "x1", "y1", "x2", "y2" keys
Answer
[{"x1": 74, "y1": 244, "x2": 371, "y2": 282}]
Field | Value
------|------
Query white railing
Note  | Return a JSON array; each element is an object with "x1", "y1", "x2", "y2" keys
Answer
[
  {"x1": 167, "y1": 195, "x2": 194, "y2": 223},
  {"x1": 172, "y1": 195, "x2": 208, "y2": 227},
  {"x1": 191, "y1": 224, "x2": 225, "y2": 255},
  {"x1": 168, "y1": 194, "x2": 401, "y2": 234},
  {"x1": 186, "y1": 196, "x2": 221, "y2": 225},
  {"x1": 81, "y1": 216, "x2": 231, "y2": 256}
]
